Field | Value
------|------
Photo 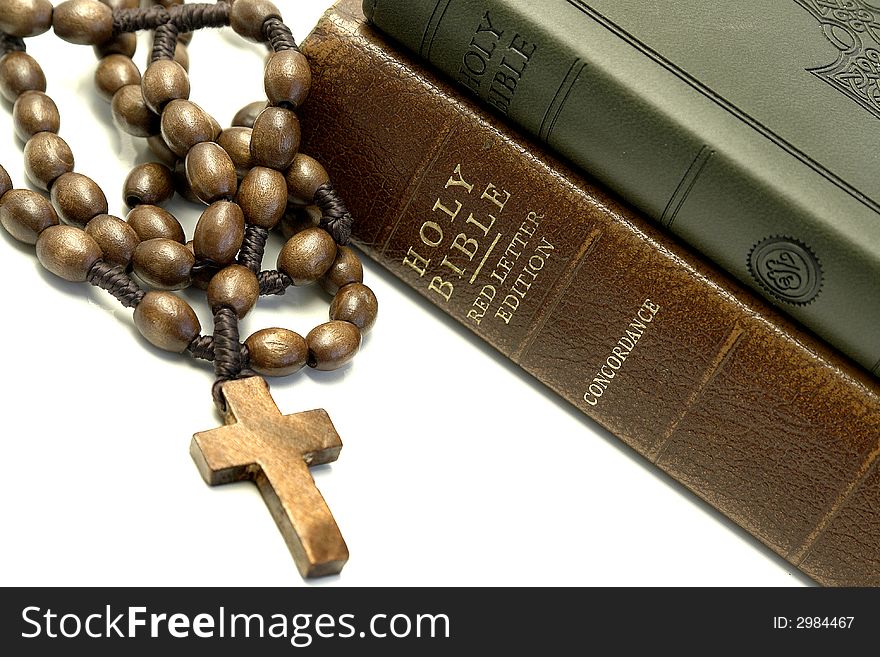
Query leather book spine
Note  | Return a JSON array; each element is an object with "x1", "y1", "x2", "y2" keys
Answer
[
  {"x1": 299, "y1": 0, "x2": 880, "y2": 585},
  {"x1": 362, "y1": 0, "x2": 880, "y2": 377}
]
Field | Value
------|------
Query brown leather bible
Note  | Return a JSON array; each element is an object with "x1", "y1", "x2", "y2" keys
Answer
[{"x1": 298, "y1": 0, "x2": 880, "y2": 585}]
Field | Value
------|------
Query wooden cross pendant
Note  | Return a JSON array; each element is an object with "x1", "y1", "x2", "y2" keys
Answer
[{"x1": 190, "y1": 376, "x2": 348, "y2": 578}]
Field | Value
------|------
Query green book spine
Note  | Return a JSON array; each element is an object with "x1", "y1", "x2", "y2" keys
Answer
[{"x1": 364, "y1": 0, "x2": 880, "y2": 376}]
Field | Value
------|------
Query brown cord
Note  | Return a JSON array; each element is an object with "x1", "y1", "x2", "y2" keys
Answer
[
  {"x1": 187, "y1": 334, "x2": 249, "y2": 363},
  {"x1": 86, "y1": 260, "x2": 145, "y2": 308},
  {"x1": 212, "y1": 306, "x2": 241, "y2": 381},
  {"x1": 187, "y1": 334, "x2": 214, "y2": 360},
  {"x1": 114, "y1": 2, "x2": 231, "y2": 38},
  {"x1": 113, "y1": 5, "x2": 171, "y2": 35},
  {"x1": 258, "y1": 269, "x2": 293, "y2": 296},
  {"x1": 151, "y1": 22, "x2": 179, "y2": 62},
  {"x1": 263, "y1": 17, "x2": 300, "y2": 52},
  {"x1": 173, "y1": 2, "x2": 232, "y2": 32},
  {"x1": 131, "y1": 2, "x2": 233, "y2": 62},
  {"x1": 237, "y1": 224, "x2": 269, "y2": 274},
  {"x1": 0, "y1": 32, "x2": 26, "y2": 54},
  {"x1": 314, "y1": 182, "x2": 354, "y2": 245},
  {"x1": 210, "y1": 306, "x2": 257, "y2": 409}
]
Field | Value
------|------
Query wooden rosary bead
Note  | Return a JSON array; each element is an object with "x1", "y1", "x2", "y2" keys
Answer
[
  {"x1": 0, "y1": 0, "x2": 54, "y2": 38},
  {"x1": 306, "y1": 321, "x2": 361, "y2": 371},
  {"x1": 245, "y1": 327, "x2": 309, "y2": 377},
  {"x1": 218, "y1": 127, "x2": 253, "y2": 178},
  {"x1": 236, "y1": 166, "x2": 286, "y2": 229},
  {"x1": 0, "y1": 188, "x2": 59, "y2": 244},
  {"x1": 147, "y1": 134, "x2": 179, "y2": 168},
  {"x1": 232, "y1": 101, "x2": 266, "y2": 129},
  {"x1": 0, "y1": 165, "x2": 11, "y2": 199},
  {"x1": 132, "y1": 237, "x2": 195, "y2": 290},
  {"x1": 52, "y1": 0, "x2": 114, "y2": 46},
  {"x1": 95, "y1": 33, "x2": 137, "y2": 59},
  {"x1": 35, "y1": 224, "x2": 103, "y2": 281},
  {"x1": 12, "y1": 91, "x2": 60, "y2": 141},
  {"x1": 111, "y1": 84, "x2": 159, "y2": 138},
  {"x1": 320, "y1": 245, "x2": 364, "y2": 295},
  {"x1": 285, "y1": 153, "x2": 329, "y2": 205},
  {"x1": 23, "y1": 132, "x2": 74, "y2": 191},
  {"x1": 330, "y1": 283, "x2": 378, "y2": 334},
  {"x1": 133, "y1": 290, "x2": 200, "y2": 353},
  {"x1": 126, "y1": 204, "x2": 184, "y2": 243},
  {"x1": 160, "y1": 99, "x2": 214, "y2": 157},
  {"x1": 0, "y1": 52, "x2": 46, "y2": 103},
  {"x1": 95, "y1": 54, "x2": 141, "y2": 102},
  {"x1": 265, "y1": 50, "x2": 311, "y2": 109},
  {"x1": 123, "y1": 162, "x2": 175, "y2": 208},
  {"x1": 277, "y1": 227, "x2": 337, "y2": 286},
  {"x1": 84, "y1": 214, "x2": 139, "y2": 268},
  {"x1": 280, "y1": 205, "x2": 320, "y2": 240},
  {"x1": 50, "y1": 172, "x2": 108, "y2": 228},
  {"x1": 185, "y1": 142, "x2": 237, "y2": 204},
  {"x1": 250, "y1": 107, "x2": 300, "y2": 171},
  {"x1": 142, "y1": 60, "x2": 190, "y2": 114},
  {"x1": 229, "y1": 0, "x2": 282, "y2": 42},
  {"x1": 207, "y1": 264, "x2": 260, "y2": 318},
  {"x1": 192, "y1": 200, "x2": 245, "y2": 265}
]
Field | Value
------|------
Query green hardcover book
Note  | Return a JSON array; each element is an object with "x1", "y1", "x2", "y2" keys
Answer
[{"x1": 364, "y1": 0, "x2": 880, "y2": 376}]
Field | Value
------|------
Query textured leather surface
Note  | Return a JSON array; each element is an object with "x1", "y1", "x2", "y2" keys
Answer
[
  {"x1": 365, "y1": 0, "x2": 880, "y2": 377},
  {"x1": 300, "y1": 0, "x2": 880, "y2": 585}
]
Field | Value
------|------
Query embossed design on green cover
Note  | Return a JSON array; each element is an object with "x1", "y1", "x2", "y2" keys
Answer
[
  {"x1": 748, "y1": 237, "x2": 823, "y2": 305},
  {"x1": 796, "y1": 0, "x2": 880, "y2": 119}
]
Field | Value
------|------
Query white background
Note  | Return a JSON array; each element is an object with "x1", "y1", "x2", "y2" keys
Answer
[{"x1": 0, "y1": 1, "x2": 807, "y2": 586}]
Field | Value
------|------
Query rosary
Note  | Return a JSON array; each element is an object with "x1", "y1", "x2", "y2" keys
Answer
[{"x1": 0, "y1": 0, "x2": 378, "y2": 578}]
